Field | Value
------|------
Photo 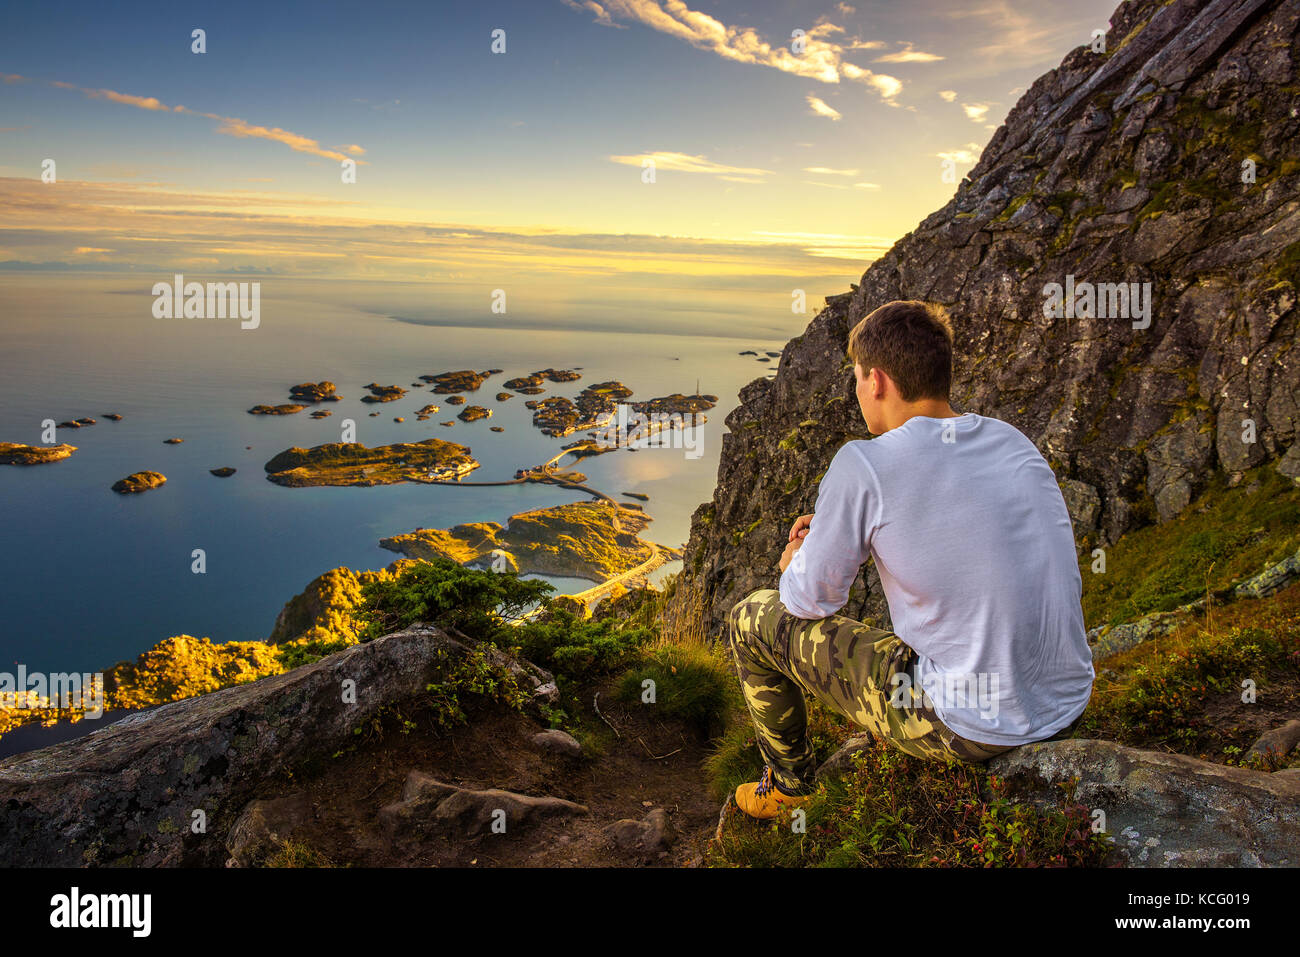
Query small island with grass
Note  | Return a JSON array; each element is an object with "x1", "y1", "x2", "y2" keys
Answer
[
  {"x1": 263, "y1": 438, "x2": 480, "y2": 487},
  {"x1": 379, "y1": 500, "x2": 679, "y2": 592},
  {"x1": 0, "y1": 442, "x2": 77, "y2": 465}
]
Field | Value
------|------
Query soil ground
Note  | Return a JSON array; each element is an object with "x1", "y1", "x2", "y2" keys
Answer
[{"x1": 250, "y1": 676, "x2": 726, "y2": 867}]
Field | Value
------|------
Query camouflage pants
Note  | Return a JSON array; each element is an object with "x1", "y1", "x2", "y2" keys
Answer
[{"x1": 725, "y1": 588, "x2": 1016, "y2": 793}]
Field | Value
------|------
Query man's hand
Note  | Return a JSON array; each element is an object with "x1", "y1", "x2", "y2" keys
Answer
[{"x1": 780, "y1": 513, "x2": 813, "y2": 572}]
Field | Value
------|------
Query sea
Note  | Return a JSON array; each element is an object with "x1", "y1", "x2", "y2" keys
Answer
[{"x1": 0, "y1": 272, "x2": 815, "y2": 683}]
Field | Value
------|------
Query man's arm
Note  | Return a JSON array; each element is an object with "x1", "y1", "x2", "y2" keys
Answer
[{"x1": 778, "y1": 444, "x2": 877, "y2": 619}]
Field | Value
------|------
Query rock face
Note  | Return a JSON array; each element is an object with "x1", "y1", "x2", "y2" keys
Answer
[
  {"x1": 988, "y1": 739, "x2": 1300, "y2": 866},
  {"x1": 0, "y1": 623, "x2": 559, "y2": 867},
  {"x1": 679, "y1": 0, "x2": 1300, "y2": 635}
]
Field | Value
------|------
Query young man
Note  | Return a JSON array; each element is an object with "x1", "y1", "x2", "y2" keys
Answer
[{"x1": 726, "y1": 300, "x2": 1095, "y2": 819}]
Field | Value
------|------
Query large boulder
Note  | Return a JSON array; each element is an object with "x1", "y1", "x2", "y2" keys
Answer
[
  {"x1": 988, "y1": 739, "x2": 1300, "y2": 866},
  {"x1": 0, "y1": 623, "x2": 557, "y2": 867}
]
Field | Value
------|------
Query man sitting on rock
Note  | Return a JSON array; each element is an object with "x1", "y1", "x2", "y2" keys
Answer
[{"x1": 727, "y1": 299, "x2": 1095, "y2": 820}]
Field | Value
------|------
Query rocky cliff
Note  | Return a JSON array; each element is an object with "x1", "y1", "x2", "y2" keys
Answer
[{"x1": 681, "y1": 0, "x2": 1300, "y2": 635}]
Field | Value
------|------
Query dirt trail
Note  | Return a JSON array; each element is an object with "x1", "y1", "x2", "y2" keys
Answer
[{"x1": 253, "y1": 677, "x2": 723, "y2": 867}]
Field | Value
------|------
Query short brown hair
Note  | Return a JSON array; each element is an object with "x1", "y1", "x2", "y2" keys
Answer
[{"x1": 847, "y1": 300, "x2": 953, "y2": 401}]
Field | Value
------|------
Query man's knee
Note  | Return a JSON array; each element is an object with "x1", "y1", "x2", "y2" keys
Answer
[{"x1": 727, "y1": 588, "x2": 780, "y2": 641}]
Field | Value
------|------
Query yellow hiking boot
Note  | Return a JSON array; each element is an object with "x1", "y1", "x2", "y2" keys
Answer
[{"x1": 734, "y1": 765, "x2": 813, "y2": 820}]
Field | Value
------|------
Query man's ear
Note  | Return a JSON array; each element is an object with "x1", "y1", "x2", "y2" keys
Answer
[{"x1": 870, "y1": 367, "x2": 888, "y2": 399}]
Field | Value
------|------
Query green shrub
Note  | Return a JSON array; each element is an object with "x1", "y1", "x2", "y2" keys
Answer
[
  {"x1": 356, "y1": 557, "x2": 553, "y2": 643},
  {"x1": 423, "y1": 643, "x2": 529, "y2": 729},
  {"x1": 510, "y1": 609, "x2": 655, "y2": 683}
]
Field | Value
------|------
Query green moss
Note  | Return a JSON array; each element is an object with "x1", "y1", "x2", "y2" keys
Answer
[
  {"x1": 990, "y1": 192, "x2": 1031, "y2": 224},
  {"x1": 1081, "y1": 466, "x2": 1300, "y2": 628},
  {"x1": 1268, "y1": 242, "x2": 1300, "y2": 285}
]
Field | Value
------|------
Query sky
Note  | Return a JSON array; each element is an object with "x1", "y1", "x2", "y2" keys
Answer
[{"x1": 0, "y1": 0, "x2": 1123, "y2": 293}]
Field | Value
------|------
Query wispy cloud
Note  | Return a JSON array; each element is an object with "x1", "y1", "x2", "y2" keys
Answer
[
  {"x1": 806, "y1": 95, "x2": 842, "y2": 122},
  {"x1": 42, "y1": 77, "x2": 364, "y2": 164},
  {"x1": 562, "y1": 0, "x2": 625, "y2": 28},
  {"x1": 962, "y1": 102, "x2": 991, "y2": 122},
  {"x1": 750, "y1": 229, "x2": 893, "y2": 260},
  {"x1": 803, "y1": 166, "x2": 860, "y2": 176},
  {"x1": 938, "y1": 90, "x2": 957, "y2": 102},
  {"x1": 803, "y1": 180, "x2": 880, "y2": 191},
  {"x1": 2, "y1": 72, "x2": 27, "y2": 83},
  {"x1": 937, "y1": 142, "x2": 983, "y2": 165},
  {"x1": 563, "y1": 0, "x2": 903, "y2": 103},
  {"x1": 608, "y1": 150, "x2": 772, "y2": 181},
  {"x1": 874, "y1": 42, "x2": 944, "y2": 63}
]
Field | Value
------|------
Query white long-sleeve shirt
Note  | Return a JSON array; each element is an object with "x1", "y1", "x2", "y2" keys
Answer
[{"x1": 778, "y1": 413, "x2": 1095, "y2": 746}]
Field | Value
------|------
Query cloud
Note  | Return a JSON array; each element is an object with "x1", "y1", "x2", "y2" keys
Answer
[
  {"x1": 44, "y1": 78, "x2": 365, "y2": 164},
  {"x1": 561, "y1": 0, "x2": 625, "y2": 28},
  {"x1": 90, "y1": 88, "x2": 180, "y2": 111},
  {"x1": 865, "y1": 73, "x2": 902, "y2": 100},
  {"x1": 207, "y1": 116, "x2": 356, "y2": 163},
  {"x1": 750, "y1": 229, "x2": 894, "y2": 260},
  {"x1": 803, "y1": 167, "x2": 859, "y2": 176},
  {"x1": 806, "y1": 95, "x2": 842, "y2": 122},
  {"x1": 836, "y1": 3, "x2": 856, "y2": 14},
  {"x1": 937, "y1": 142, "x2": 983, "y2": 165},
  {"x1": 938, "y1": 90, "x2": 957, "y2": 102},
  {"x1": 947, "y1": 0, "x2": 1084, "y2": 70},
  {"x1": 874, "y1": 42, "x2": 945, "y2": 63},
  {"x1": 562, "y1": 0, "x2": 904, "y2": 102},
  {"x1": 803, "y1": 180, "x2": 880, "y2": 191},
  {"x1": 1, "y1": 73, "x2": 27, "y2": 83},
  {"x1": 0, "y1": 177, "x2": 889, "y2": 285},
  {"x1": 962, "y1": 102, "x2": 991, "y2": 122},
  {"x1": 607, "y1": 150, "x2": 772, "y2": 179}
]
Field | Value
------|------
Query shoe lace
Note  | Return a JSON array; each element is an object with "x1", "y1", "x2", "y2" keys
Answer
[{"x1": 754, "y1": 765, "x2": 775, "y2": 798}]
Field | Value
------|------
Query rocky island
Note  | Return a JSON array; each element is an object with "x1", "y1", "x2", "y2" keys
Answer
[
  {"x1": 421, "y1": 370, "x2": 493, "y2": 394},
  {"x1": 263, "y1": 438, "x2": 479, "y2": 487},
  {"x1": 526, "y1": 380, "x2": 634, "y2": 436},
  {"x1": 361, "y1": 383, "x2": 407, "y2": 403},
  {"x1": 249, "y1": 404, "x2": 306, "y2": 415},
  {"x1": 0, "y1": 442, "x2": 76, "y2": 465},
  {"x1": 504, "y1": 368, "x2": 582, "y2": 391},
  {"x1": 379, "y1": 500, "x2": 678, "y2": 586},
  {"x1": 457, "y1": 405, "x2": 492, "y2": 423},
  {"x1": 289, "y1": 381, "x2": 342, "y2": 403},
  {"x1": 112, "y1": 471, "x2": 167, "y2": 494}
]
